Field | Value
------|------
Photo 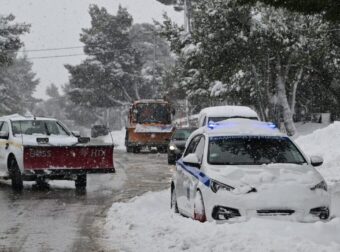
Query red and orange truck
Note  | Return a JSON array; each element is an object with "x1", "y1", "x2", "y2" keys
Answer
[{"x1": 125, "y1": 99, "x2": 175, "y2": 153}]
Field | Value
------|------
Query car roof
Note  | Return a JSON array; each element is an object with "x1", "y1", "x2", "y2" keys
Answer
[
  {"x1": 199, "y1": 105, "x2": 258, "y2": 118},
  {"x1": 0, "y1": 114, "x2": 57, "y2": 122},
  {"x1": 190, "y1": 118, "x2": 285, "y2": 138}
]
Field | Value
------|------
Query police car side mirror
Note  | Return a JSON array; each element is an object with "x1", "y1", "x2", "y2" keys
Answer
[
  {"x1": 310, "y1": 156, "x2": 323, "y2": 167},
  {"x1": 183, "y1": 153, "x2": 201, "y2": 169},
  {"x1": 0, "y1": 131, "x2": 9, "y2": 140}
]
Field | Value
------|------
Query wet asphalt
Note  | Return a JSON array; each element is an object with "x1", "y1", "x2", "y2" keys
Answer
[{"x1": 0, "y1": 150, "x2": 173, "y2": 252}]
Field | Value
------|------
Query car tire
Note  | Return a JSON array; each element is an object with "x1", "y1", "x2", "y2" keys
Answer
[
  {"x1": 126, "y1": 146, "x2": 133, "y2": 153},
  {"x1": 159, "y1": 146, "x2": 168, "y2": 153},
  {"x1": 75, "y1": 174, "x2": 87, "y2": 190},
  {"x1": 168, "y1": 157, "x2": 175, "y2": 165},
  {"x1": 9, "y1": 158, "x2": 23, "y2": 191},
  {"x1": 171, "y1": 187, "x2": 179, "y2": 213},
  {"x1": 194, "y1": 190, "x2": 206, "y2": 222}
]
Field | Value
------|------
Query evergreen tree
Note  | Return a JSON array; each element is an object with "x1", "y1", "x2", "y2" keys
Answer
[
  {"x1": 0, "y1": 56, "x2": 39, "y2": 115},
  {"x1": 159, "y1": 0, "x2": 339, "y2": 135},
  {"x1": 66, "y1": 5, "x2": 143, "y2": 108},
  {"x1": 0, "y1": 14, "x2": 29, "y2": 66}
]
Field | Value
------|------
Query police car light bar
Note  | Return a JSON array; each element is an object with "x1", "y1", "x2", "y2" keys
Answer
[{"x1": 207, "y1": 120, "x2": 278, "y2": 130}]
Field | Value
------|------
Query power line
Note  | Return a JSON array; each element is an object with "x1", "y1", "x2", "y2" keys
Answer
[
  {"x1": 2, "y1": 45, "x2": 84, "y2": 53},
  {"x1": 27, "y1": 53, "x2": 86, "y2": 60},
  {"x1": 21, "y1": 46, "x2": 84, "y2": 53}
]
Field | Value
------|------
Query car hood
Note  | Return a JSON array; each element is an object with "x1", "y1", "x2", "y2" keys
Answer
[
  {"x1": 14, "y1": 135, "x2": 79, "y2": 146},
  {"x1": 206, "y1": 163, "x2": 323, "y2": 194}
]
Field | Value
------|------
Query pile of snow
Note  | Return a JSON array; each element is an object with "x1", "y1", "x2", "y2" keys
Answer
[
  {"x1": 104, "y1": 190, "x2": 340, "y2": 252},
  {"x1": 296, "y1": 122, "x2": 340, "y2": 183},
  {"x1": 295, "y1": 122, "x2": 330, "y2": 137},
  {"x1": 199, "y1": 105, "x2": 258, "y2": 118},
  {"x1": 95, "y1": 128, "x2": 126, "y2": 151}
]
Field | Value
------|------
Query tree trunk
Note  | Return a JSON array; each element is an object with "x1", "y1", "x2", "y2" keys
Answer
[
  {"x1": 290, "y1": 68, "x2": 303, "y2": 116},
  {"x1": 276, "y1": 63, "x2": 296, "y2": 136},
  {"x1": 251, "y1": 64, "x2": 266, "y2": 121}
]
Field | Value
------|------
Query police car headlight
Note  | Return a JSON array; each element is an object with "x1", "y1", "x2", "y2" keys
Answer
[
  {"x1": 169, "y1": 144, "x2": 177, "y2": 151},
  {"x1": 311, "y1": 181, "x2": 327, "y2": 191},
  {"x1": 210, "y1": 180, "x2": 234, "y2": 193}
]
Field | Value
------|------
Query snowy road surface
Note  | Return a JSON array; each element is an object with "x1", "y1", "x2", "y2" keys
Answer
[{"x1": 0, "y1": 150, "x2": 172, "y2": 252}]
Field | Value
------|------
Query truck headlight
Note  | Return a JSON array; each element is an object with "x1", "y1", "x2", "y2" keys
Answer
[
  {"x1": 311, "y1": 181, "x2": 327, "y2": 191},
  {"x1": 210, "y1": 180, "x2": 234, "y2": 193},
  {"x1": 169, "y1": 144, "x2": 177, "y2": 151}
]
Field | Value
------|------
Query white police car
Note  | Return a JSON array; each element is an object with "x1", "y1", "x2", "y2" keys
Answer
[{"x1": 170, "y1": 119, "x2": 330, "y2": 222}]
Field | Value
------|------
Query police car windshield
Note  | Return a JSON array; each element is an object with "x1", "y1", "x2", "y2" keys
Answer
[
  {"x1": 11, "y1": 120, "x2": 70, "y2": 136},
  {"x1": 208, "y1": 136, "x2": 306, "y2": 165}
]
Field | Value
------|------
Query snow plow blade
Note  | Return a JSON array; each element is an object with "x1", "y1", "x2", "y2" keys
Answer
[{"x1": 23, "y1": 145, "x2": 114, "y2": 172}]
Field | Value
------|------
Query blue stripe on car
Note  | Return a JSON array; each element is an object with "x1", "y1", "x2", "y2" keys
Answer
[{"x1": 177, "y1": 160, "x2": 210, "y2": 187}]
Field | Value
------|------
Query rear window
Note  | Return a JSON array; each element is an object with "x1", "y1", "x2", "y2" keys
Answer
[
  {"x1": 208, "y1": 136, "x2": 306, "y2": 165},
  {"x1": 172, "y1": 128, "x2": 196, "y2": 140},
  {"x1": 208, "y1": 116, "x2": 258, "y2": 124}
]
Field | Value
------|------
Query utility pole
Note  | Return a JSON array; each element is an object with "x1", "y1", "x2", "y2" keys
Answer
[
  {"x1": 184, "y1": 0, "x2": 192, "y2": 33},
  {"x1": 184, "y1": 0, "x2": 193, "y2": 125},
  {"x1": 152, "y1": 30, "x2": 157, "y2": 98}
]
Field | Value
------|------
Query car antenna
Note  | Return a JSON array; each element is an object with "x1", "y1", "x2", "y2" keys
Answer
[{"x1": 108, "y1": 126, "x2": 114, "y2": 148}]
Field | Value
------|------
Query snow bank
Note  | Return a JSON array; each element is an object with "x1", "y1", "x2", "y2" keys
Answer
[
  {"x1": 104, "y1": 190, "x2": 340, "y2": 252},
  {"x1": 296, "y1": 122, "x2": 340, "y2": 183},
  {"x1": 95, "y1": 128, "x2": 126, "y2": 151},
  {"x1": 104, "y1": 122, "x2": 340, "y2": 251}
]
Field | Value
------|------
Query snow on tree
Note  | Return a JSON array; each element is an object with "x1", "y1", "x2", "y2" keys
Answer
[
  {"x1": 0, "y1": 14, "x2": 33, "y2": 115},
  {"x1": 0, "y1": 56, "x2": 39, "y2": 115},
  {"x1": 0, "y1": 14, "x2": 29, "y2": 66},
  {"x1": 159, "y1": 0, "x2": 340, "y2": 135},
  {"x1": 66, "y1": 4, "x2": 175, "y2": 121},
  {"x1": 66, "y1": 5, "x2": 142, "y2": 108},
  {"x1": 237, "y1": 0, "x2": 340, "y2": 22}
]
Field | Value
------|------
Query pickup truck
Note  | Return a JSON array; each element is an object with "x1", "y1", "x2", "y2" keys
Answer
[{"x1": 0, "y1": 114, "x2": 114, "y2": 191}]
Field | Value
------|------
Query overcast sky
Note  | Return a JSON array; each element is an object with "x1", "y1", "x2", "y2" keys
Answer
[{"x1": 0, "y1": 0, "x2": 183, "y2": 99}]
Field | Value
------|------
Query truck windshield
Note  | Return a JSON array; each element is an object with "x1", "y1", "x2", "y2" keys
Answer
[
  {"x1": 208, "y1": 136, "x2": 306, "y2": 165},
  {"x1": 136, "y1": 103, "x2": 171, "y2": 124},
  {"x1": 11, "y1": 120, "x2": 70, "y2": 136}
]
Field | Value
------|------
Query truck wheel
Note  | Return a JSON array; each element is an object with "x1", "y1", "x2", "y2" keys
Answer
[
  {"x1": 159, "y1": 146, "x2": 168, "y2": 153},
  {"x1": 75, "y1": 174, "x2": 87, "y2": 190},
  {"x1": 126, "y1": 146, "x2": 133, "y2": 153},
  {"x1": 133, "y1": 147, "x2": 140, "y2": 153},
  {"x1": 9, "y1": 158, "x2": 23, "y2": 191}
]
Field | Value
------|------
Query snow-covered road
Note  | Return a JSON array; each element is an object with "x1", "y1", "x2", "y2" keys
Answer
[{"x1": 0, "y1": 150, "x2": 173, "y2": 252}]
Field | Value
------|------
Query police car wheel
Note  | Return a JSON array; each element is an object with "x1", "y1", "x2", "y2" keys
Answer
[
  {"x1": 9, "y1": 158, "x2": 23, "y2": 191},
  {"x1": 171, "y1": 187, "x2": 179, "y2": 213},
  {"x1": 194, "y1": 191, "x2": 206, "y2": 222}
]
